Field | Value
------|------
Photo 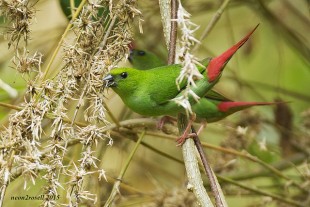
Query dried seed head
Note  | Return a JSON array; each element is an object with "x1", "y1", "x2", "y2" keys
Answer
[
  {"x1": 12, "y1": 49, "x2": 42, "y2": 74},
  {"x1": 0, "y1": 0, "x2": 36, "y2": 47}
]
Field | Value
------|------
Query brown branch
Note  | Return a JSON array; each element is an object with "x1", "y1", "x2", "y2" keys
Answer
[
  {"x1": 168, "y1": 1, "x2": 216, "y2": 206},
  {"x1": 192, "y1": 127, "x2": 226, "y2": 207},
  {"x1": 167, "y1": 0, "x2": 178, "y2": 64}
]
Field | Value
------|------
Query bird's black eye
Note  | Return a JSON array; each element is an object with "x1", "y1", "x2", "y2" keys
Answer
[
  {"x1": 120, "y1": 72, "x2": 128, "y2": 79},
  {"x1": 137, "y1": 50, "x2": 145, "y2": 56}
]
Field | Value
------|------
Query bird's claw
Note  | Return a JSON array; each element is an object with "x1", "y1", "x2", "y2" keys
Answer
[
  {"x1": 175, "y1": 114, "x2": 198, "y2": 146},
  {"x1": 157, "y1": 116, "x2": 177, "y2": 130},
  {"x1": 176, "y1": 132, "x2": 198, "y2": 146}
]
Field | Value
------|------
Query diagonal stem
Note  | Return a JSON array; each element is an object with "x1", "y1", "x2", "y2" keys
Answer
[
  {"x1": 192, "y1": 0, "x2": 231, "y2": 52},
  {"x1": 192, "y1": 127, "x2": 227, "y2": 207},
  {"x1": 103, "y1": 130, "x2": 145, "y2": 207}
]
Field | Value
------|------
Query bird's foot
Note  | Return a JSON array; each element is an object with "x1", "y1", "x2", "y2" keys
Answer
[
  {"x1": 176, "y1": 132, "x2": 198, "y2": 146},
  {"x1": 175, "y1": 114, "x2": 197, "y2": 146},
  {"x1": 157, "y1": 116, "x2": 177, "y2": 130}
]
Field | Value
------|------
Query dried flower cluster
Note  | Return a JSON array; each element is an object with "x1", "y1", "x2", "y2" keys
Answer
[
  {"x1": 0, "y1": 0, "x2": 140, "y2": 206},
  {"x1": 173, "y1": 0, "x2": 202, "y2": 115},
  {"x1": 12, "y1": 49, "x2": 42, "y2": 74},
  {"x1": 0, "y1": 0, "x2": 35, "y2": 48},
  {"x1": 0, "y1": 0, "x2": 38, "y2": 98}
]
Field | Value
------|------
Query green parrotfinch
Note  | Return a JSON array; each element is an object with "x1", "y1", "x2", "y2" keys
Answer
[
  {"x1": 128, "y1": 48, "x2": 165, "y2": 70},
  {"x1": 127, "y1": 47, "x2": 275, "y2": 123},
  {"x1": 103, "y1": 25, "x2": 264, "y2": 120}
]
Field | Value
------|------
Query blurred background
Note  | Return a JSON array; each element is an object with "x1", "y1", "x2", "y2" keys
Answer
[{"x1": 0, "y1": 0, "x2": 309, "y2": 206}]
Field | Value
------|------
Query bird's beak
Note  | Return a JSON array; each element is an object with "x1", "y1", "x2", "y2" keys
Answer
[
  {"x1": 128, "y1": 49, "x2": 134, "y2": 63},
  {"x1": 103, "y1": 74, "x2": 116, "y2": 87},
  {"x1": 128, "y1": 42, "x2": 134, "y2": 63}
]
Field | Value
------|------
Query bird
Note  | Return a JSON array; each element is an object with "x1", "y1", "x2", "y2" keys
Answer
[
  {"x1": 103, "y1": 25, "x2": 273, "y2": 144},
  {"x1": 127, "y1": 43, "x2": 276, "y2": 125},
  {"x1": 128, "y1": 48, "x2": 165, "y2": 70}
]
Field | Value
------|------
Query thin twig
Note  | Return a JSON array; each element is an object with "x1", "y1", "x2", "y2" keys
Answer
[
  {"x1": 71, "y1": 84, "x2": 87, "y2": 126},
  {"x1": 69, "y1": 0, "x2": 75, "y2": 18},
  {"x1": 230, "y1": 76, "x2": 310, "y2": 102},
  {"x1": 39, "y1": 0, "x2": 88, "y2": 83},
  {"x1": 283, "y1": 0, "x2": 310, "y2": 27},
  {"x1": 193, "y1": 0, "x2": 231, "y2": 52},
  {"x1": 179, "y1": 0, "x2": 231, "y2": 205},
  {"x1": 104, "y1": 130, "x2": 145, "y2": 207},
  {"x1": 217, "y1": 176, "x2": 305, "y2": 207},
  {"x1": 192, "y1": 127, "x2": 227, "y2": 207},
  {"x1": 0, "y1": 102, "x2": 23, "y2": 111},
  {"x1": 226, "y1": 153, "x2": 306, "y2": 181},
  {"x1": 98, "y1": 15, "x2": 117, "y2": 52}
]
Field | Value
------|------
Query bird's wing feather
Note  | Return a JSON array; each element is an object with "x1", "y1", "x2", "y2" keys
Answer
[
  {"x1": 147, "y1": 65, "x2": 182, "y2": 105},
  {"x1": 147, "y1": 64, "x2": 207, "y2": 105}
]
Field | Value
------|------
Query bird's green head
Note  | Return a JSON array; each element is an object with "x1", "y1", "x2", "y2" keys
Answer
[
  {"x1": 128, "y1": 49, "x2": 164, "y2": 70},
  {"x1": 103, "y1": 68, "x2": 140, "y2": 95}
]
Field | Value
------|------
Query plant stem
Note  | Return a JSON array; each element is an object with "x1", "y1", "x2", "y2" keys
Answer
[
  {"x1": 178, "y1": 114, "x2": 214, "y2": 206},
  {"x1": 104, "y1": 130, "x2": 145, "y2": 207},
  {"x1": 217, "y1": 176, "x2": 305, "y2": 207},
  {"x1": 193, "y1": 0, "x2": 231, "y2": 52},
  {"x1": 39, "y1": 0, "x2": 88, "y2": 83},
  {"x1": 167, "y1": 0, "x2": 178, "y2": 64},
  {"x1": 192, "y1": 127, "x2": 227, "y2": 207},
  {"x1": 159, "y1": 0, "x2": 171, "y2": 49}
]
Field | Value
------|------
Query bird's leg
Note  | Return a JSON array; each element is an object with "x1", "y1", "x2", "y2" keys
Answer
[
  {"x1": 176, "y1": 114, "x2": 197, "y2": 146},
  {"x1": 157, "y1": 115, "x2": 177, "y2": 130},
  {"x1": 176, "y1": 120, "x2": 207, "y2": 146},
  {"x1": 194, "y1": 121, "x2": 207, "y2": 135}
]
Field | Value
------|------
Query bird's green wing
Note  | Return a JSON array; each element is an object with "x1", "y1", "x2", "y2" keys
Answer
[
  {"x1": 146, "y1": 65, "x2": 184, "y2": 105},
  {"x1": 147, "y1": 64, "x2": 207, "y2": 106}
]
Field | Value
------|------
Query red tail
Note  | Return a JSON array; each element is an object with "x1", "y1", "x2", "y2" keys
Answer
[
  {"x1": 207, "y1": 24, "x2": 259, "y2": 82},
  {"x1": 218, "y1": 101, "x2": 275, "y2": 112}
]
